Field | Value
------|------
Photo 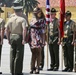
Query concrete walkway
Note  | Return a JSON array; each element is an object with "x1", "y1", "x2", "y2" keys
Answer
[{"x1": 1, "y1": 39, "x2": 76, "y2": 75}]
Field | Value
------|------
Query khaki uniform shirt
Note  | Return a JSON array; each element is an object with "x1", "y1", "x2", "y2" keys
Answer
[
  {"x1": 5, "y1": 14, "x2": 27, "y2": 35},
  {"x1": 49, "y1": 18, "x2": 59, "y2": 43},
  {"x1": 21, "y1": 14, "x2": 29, "y2": 26},
  {"x1": 64, "y1": 20, "x2": 76, "y2": 38},
  {"x1": 49, "y1": 18, "x2": 59, "y2": 36},
  {"x1": 74, "y1": 22, "x2": 76, "y2": 31},
  {"x1": 10, "y1": 13, "x2": 28, "y2": 27}
]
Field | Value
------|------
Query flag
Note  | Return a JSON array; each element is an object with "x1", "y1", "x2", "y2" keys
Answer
[
  {"x1": 60, "y1": 0, "x2": 65, "y2": 38},
  {"x1": 46, "y1": 0, "x2": 50, "y2": 25}
]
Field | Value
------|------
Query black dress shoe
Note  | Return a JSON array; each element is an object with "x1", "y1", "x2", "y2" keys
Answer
[
  {"x1": 11, "y1": 73, "x2": 14, "y2": 75},
  {"x1": 35, "y1": 71, "x2": 39, "y2": 74},
  {"x1": 15, "y1": 73, "x2": 23, "y2": 75},
  {"x1": 39, "y1": 67, "x2": 43, "y2": 70},
  {"x1": 0, "y1": 72, "x2": 2, "y2": 74},
  {"x1": 35, "y1": 69, "x2": 40, "y2": 74},
  {"x1": 47, "y1": 68, "x2": 54, "y2": 71},
  {"x1": 53, "y1": 67, "x2": 58, "y2": 71},
  {"x1": 30, "y1": 70, "x2": 33, "y2": 74},
  {"x1": 67, "y1": 69, "x2": 72, "y2": 72},
  {"x1": 62, "y1": 68, "x2": 69, "y2": 72},
  {"x1": 30, "y1": 68, "x2": 36, "y2": 74}
]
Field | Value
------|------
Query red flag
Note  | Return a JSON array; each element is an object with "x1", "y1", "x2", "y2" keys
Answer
[{"x1": 60, "y1": 0, "x2": 65, "y2": 38}]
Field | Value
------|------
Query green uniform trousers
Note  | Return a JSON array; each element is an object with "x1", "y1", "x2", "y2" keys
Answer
[
  {"x1": 75, "y1": 46, "x2": 76, "y2": 71},
  {"x1": 63, "y1": 38, "x2": 74, "y2": 70},
  {"x1": 10, "y1": 34, "x2": 24, "y2": 74},
  {"x1": 49, "y1": 39, "x2": 59, "y2": 69},
  {"x1": 0, "y1": 45, "x2": 2, "y2": 66},
  {"x1": 0, "y1": 37, "x2": 2, "y2": 66}
]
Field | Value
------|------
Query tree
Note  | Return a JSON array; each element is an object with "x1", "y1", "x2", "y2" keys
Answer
[
  {"x1": 18, "y1": 0, "x2": 40, "y2": 18},
  {"x1": 5, "y1": 0, "x2": 15, "y2": 7},
  {"x1": 3, "y1": 0, "x2": 40, "y2": 18},
  {"x1": 0, "y1": 0, "x2": 6, "y2": 6},
  {"x1": 0, "y1": 0, "x2": 14, "y2": 7}
]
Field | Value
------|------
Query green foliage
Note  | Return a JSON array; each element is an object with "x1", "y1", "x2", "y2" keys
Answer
[
  {"x1": 17, "y1": 0, "x2": 40, "y2": 17},
  {"x1": 23, "y1": 0, "x2": 39, "y2": 13},
  {"x1": 0, "y1": 0, "x2": 6, "y2": 6},
  {"x1": 0, "y1": 0, "x2": 14, "y2": 7}
]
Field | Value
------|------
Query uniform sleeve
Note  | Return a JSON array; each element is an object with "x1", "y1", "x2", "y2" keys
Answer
[
  {"x1": 72, "y1": 21, "x2": 76, "y2": 32},
  {"x1": 22, "y1": 19, "x2": 28, "y2": 29},
  {"x1": 74, "y1": 22, "x2": 76, "y2": 32},
  {"x1": 1, "y1": 20, "x2": 5, "y2": 29},
  {"x1": 56, "y1": 19, "x2": 60, "y2": 28},
  {"x1": 5, "y1": 19, "x2": 11, "y2": 29},
  {"x1": 25, "y1": 19, "x2": 28, "y2": 27},
  {"x1": 23, "y1": 14, "x2": 29, "y2": 27}
]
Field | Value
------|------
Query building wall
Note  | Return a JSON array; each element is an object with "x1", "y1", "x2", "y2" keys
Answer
[
  {"x1": 1, "y1": 7, "x2": 14, "y2": 22},
  {"x1": 38, "y1": 0, "x2": 76, "y2": 7}
]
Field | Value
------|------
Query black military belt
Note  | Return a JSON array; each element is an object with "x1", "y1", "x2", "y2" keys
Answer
[
  {"x1": 63, "y1": 37, "x2": 68, "y2": 42},
  {"x1": 63, "y1": 36, "x2": 73, "y2": 42}
]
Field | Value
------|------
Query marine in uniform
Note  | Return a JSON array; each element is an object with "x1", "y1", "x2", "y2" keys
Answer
[
  {"x1": 73, "y1": 21, "x2": 76, "y2": 72},
  {"x1": 5, "y1": 3, "x2": 28, "y2": 75},
  {"x1": 10, "y1": 1, "x2": 29, "y2": 27},
  {"x1": 47, "y1": 8, "x2": 60, "y2": 71},
  {"x1": 62, "y1": 11, "x2": 76, "y2": 72},
  {"x1": 74, "y1": 31, "x2": 76, "y2": 72},
  {"x1": 0, "y1": 8, "x2": 5, "y2": 74}
]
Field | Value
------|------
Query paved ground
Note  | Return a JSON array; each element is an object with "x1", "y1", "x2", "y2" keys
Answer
[{"x1": 1, "y1": 39, "x2": 76, "y2": 75}]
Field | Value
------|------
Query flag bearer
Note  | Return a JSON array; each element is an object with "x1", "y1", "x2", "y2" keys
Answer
[
  {"x1": 62, "y1": 11, "x2": 76, "y2": 72},
  {"x1": 0, "y1": 7, "x2": 5, "y2": 74},
  {"x1": 47, "y1": 8, "x2": 60, "y2": 71}
]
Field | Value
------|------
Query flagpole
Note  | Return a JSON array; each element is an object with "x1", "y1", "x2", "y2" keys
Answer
[
  {"x1": 60, "y1": 42, "x2": 63, "y2": 71},
  {"x1": 47, "y1": 25, "x2": 49, "y2": 69},
  {"x1": 73, "y1": 27, "x2": 76, "y2": 72},
  {"x1": 74, "y1": 39, "x2": 76, "y2": 71},
  {"x1": 46, "y1": 0, "x2": 50, "y2": 69},
  {"x1": 59, "y1": 0, "x2": 65, "y2": 71}
]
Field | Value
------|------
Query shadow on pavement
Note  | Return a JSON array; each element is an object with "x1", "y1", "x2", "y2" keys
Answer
[
  {"x1": 2, "y1": 74, "x2": 10, "y2": 75},
  {"x1": 2, "y1": 73, "x2": 75, "y2": 75},
  {"x1": 23, "y1": 73, "x2": 75, "y2": 75}
]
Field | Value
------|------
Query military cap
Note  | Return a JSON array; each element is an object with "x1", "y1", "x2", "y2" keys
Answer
[
  {"x1": 65, "y1": 11, "x2": 72, "y2": 16},
  {"x1": 0, "y1": 8, "x2": 4, "y2": 13},
  {"x1": 12, "y1": 0, "x2": 23, "y2": 10},
  {"x1": 51, "y1": 8, "x2": 58, "y2": 13},
  {"x1": 33, "y1": 7, "x2": 41, "y2": 13}
]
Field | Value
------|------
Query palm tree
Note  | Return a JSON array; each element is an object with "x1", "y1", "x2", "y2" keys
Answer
[
  {"x1": 5, "y1": 0, "x2": 14, "y2": 7},
  {"x1": 5, "y1": 0, "x2": 39, "y2": 18},
  {"x1": 0, "y1": 0, "x2": 14, "y2": 7},
  {"x1": 0, "y1": 0, "x2": 6, "y2": 6},
  {"x1": 17, "y1": 0, "x2": 40, "y2": 18}
]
